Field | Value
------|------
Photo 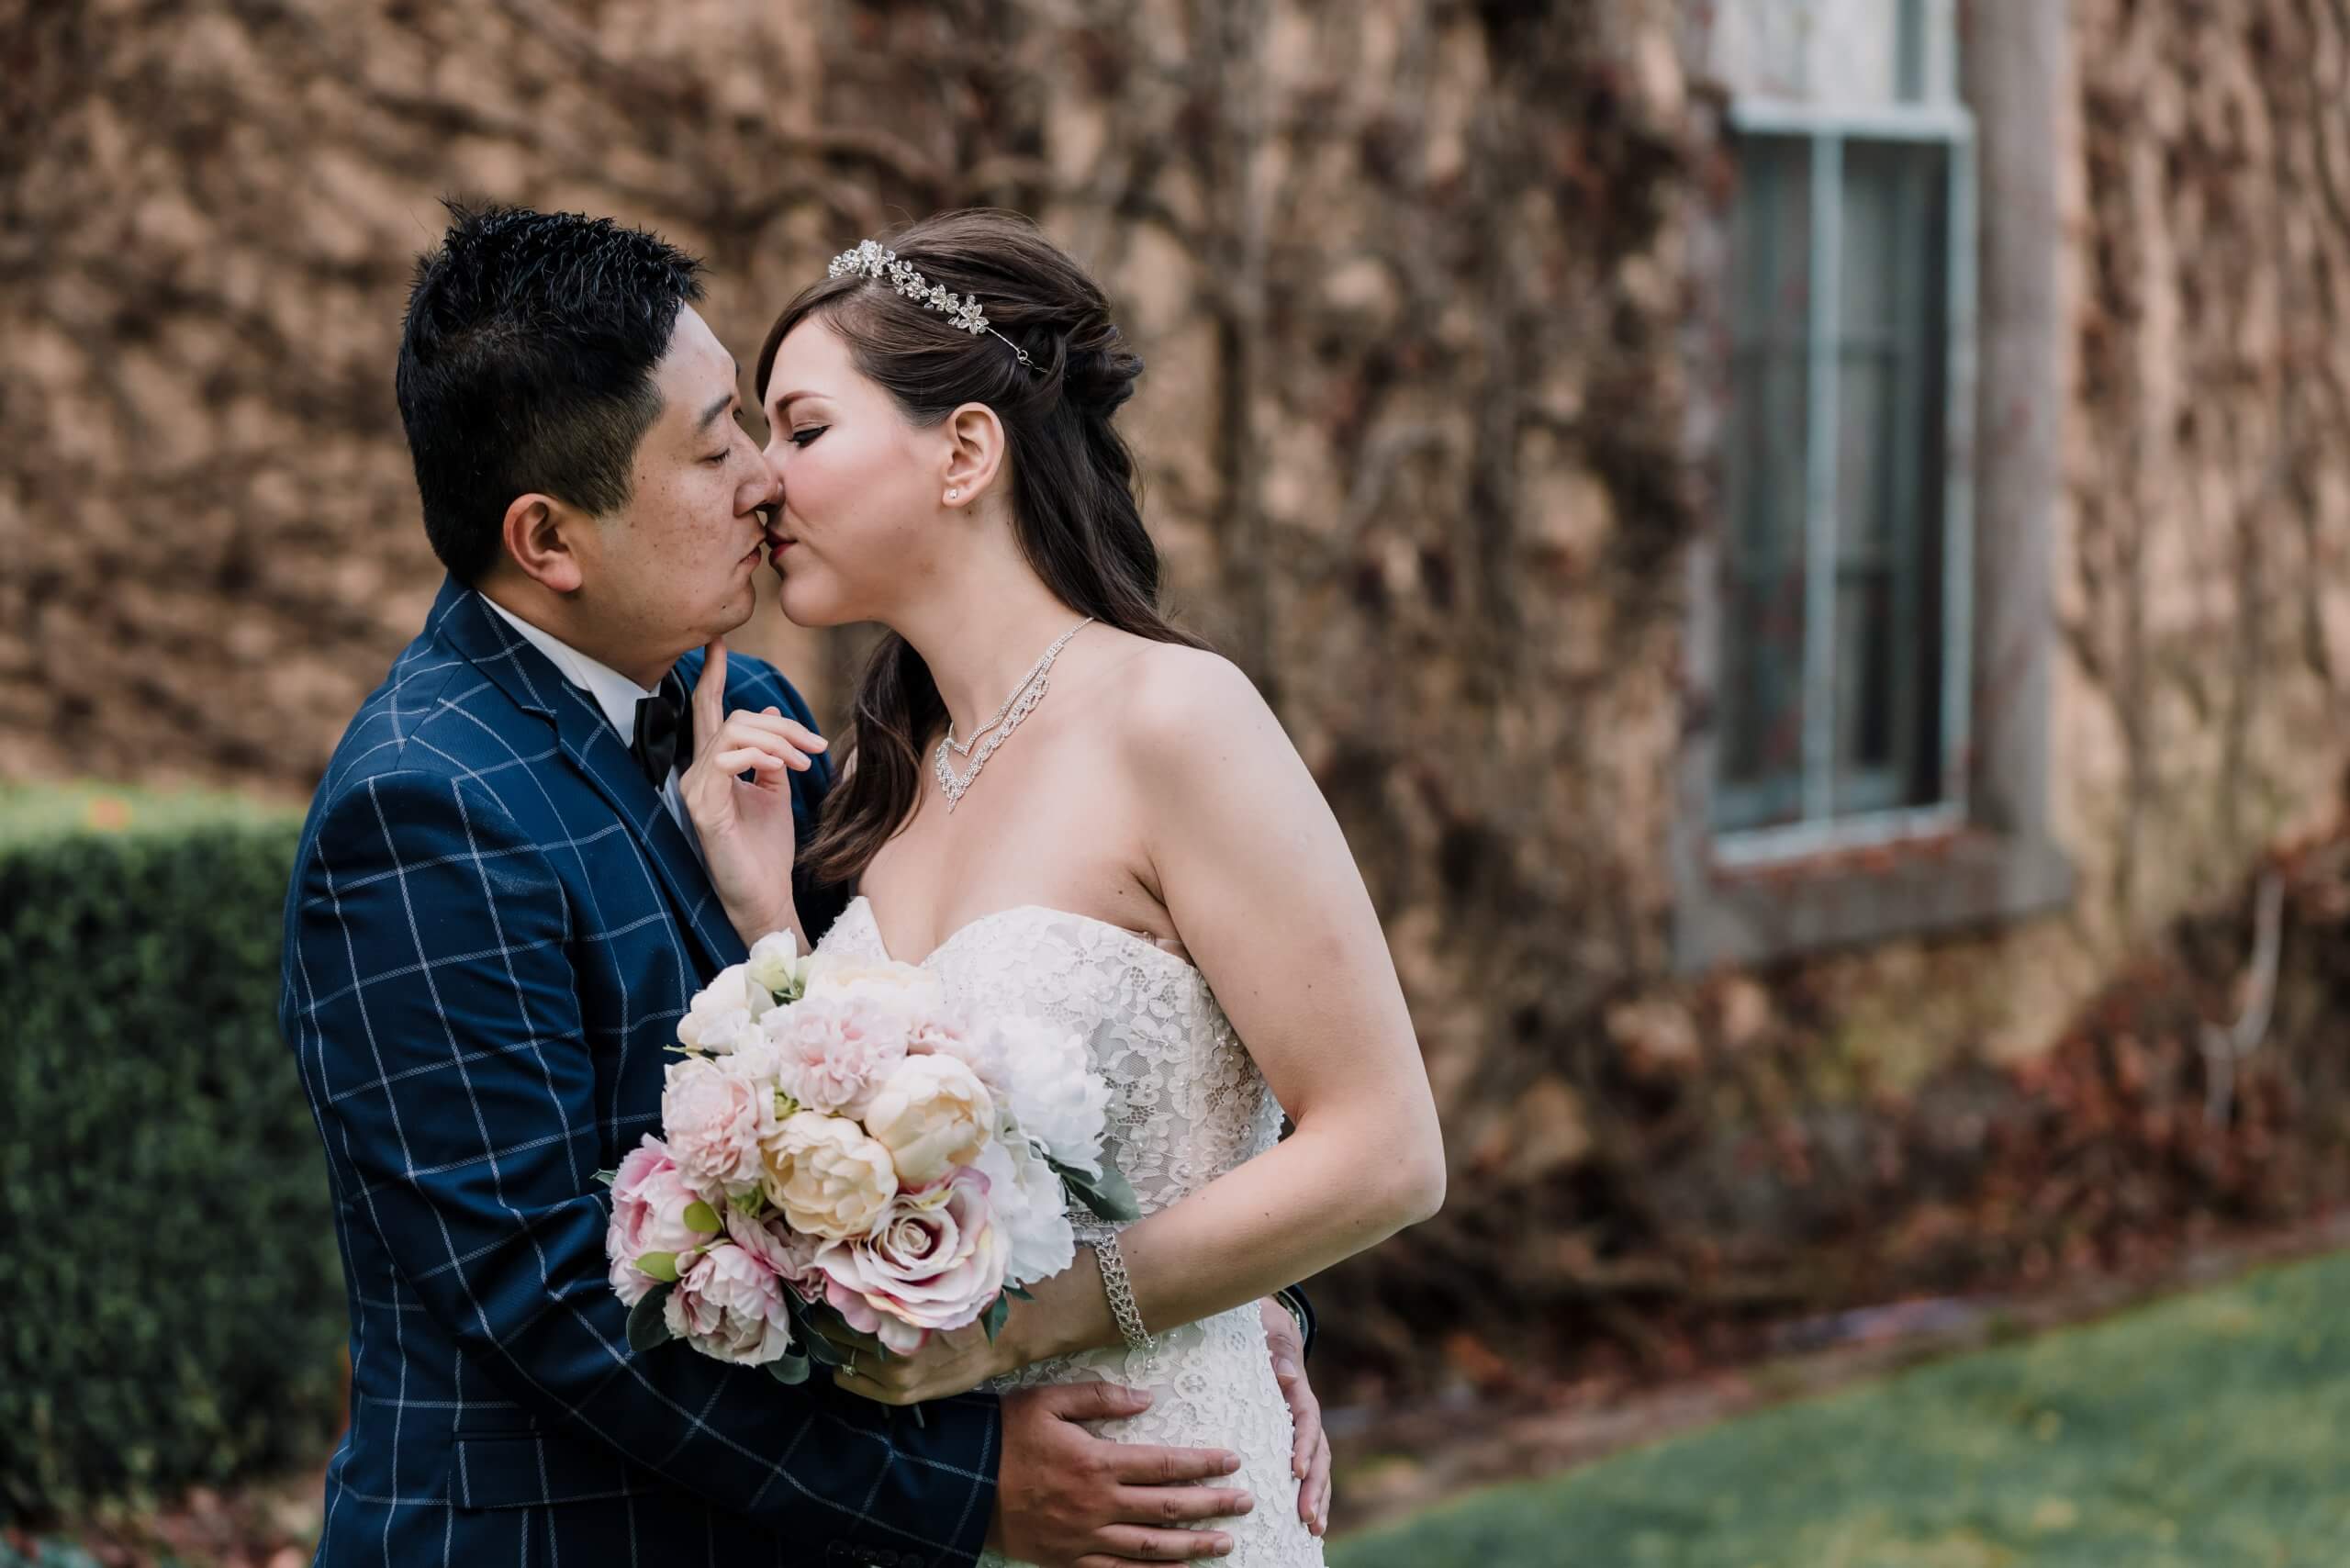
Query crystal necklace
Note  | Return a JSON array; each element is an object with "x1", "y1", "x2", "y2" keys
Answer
[
  {"x1": 942, "y1": 617, "x2": 1077, "y2": 759},
  {"x1": 933, "y1": 616, "x2": 1093, "y2": 812}
]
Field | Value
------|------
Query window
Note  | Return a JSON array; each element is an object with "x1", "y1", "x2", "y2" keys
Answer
[
  {"x1": 1673, "y1": 0, "x2": 2073, "y2": 971},
  {"x1": 1709, "y1": 0, "x2": 1975, "y2": 862}
]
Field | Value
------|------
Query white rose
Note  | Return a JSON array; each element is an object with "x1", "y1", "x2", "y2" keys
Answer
[
  {"x1": 973, "y1": 1134, "x2": 1076, "y2": 1287},
  {"x1": 677, "y1": 963, "x2": 774, "y2": 1055},
  {"x1": 985, "y1": 1015, "x2": 1111, "y2": 1178},
  {"x1": 662, "y1": 1054, "x2": 778, "y2": 1198},
  {"x1": 859, "y1": 1055, "x2": 996, "y2": 1186},
  {"x1": 761, "y1": 1112, "x2": 899, "y2": 1239},
  {"x1": 744, "y1": 931, "x2": 809, "y2": 1002}
]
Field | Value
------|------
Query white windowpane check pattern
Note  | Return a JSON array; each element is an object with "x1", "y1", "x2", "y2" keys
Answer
[
  {"x1": 280, "y1": 577, "x2": 997, "y2": 1568},
  {"x1": 1712, "y1": 0, "x2": 1976, "y2": 857}
]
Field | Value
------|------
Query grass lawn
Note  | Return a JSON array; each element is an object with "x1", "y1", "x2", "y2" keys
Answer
[{"x1": 1332, "y1": 1249, "x2": 2350, "y2": 1568}]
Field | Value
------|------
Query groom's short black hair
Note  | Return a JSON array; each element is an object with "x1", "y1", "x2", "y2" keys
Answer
[{"x1": 396, "y1": 202, "x2": 707, "y2": 584}]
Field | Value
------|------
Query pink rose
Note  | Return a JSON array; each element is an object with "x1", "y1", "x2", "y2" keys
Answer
[
  {"x1": 605, "y1": 1137, "x2": 718, "y2": 1305},
  {"x1": 817, "y1": 1167, "x2": 1009, "y2": 1353},
  {"x1": 766, "y1": 994, "x2": 912, "y2": 1115},
  {"x1": 662, "y1": 1055, "x2": 776, "y2": 1199},
  {"x1": 663, "y1": 1241, "x2": 795, "y2": 1366}
]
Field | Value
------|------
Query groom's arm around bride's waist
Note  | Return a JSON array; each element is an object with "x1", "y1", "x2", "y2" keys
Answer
[{"x1": 285, "y1": 763, "x2": 999, "y2": 1562}]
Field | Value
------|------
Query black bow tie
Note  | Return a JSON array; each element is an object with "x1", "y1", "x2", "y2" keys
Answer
[{"x1": 629, "y1": 671, "x2": 694, "y2": 790}]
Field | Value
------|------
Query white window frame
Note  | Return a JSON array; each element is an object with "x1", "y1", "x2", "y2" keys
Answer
[{"x1": 1711, "y1": 14, "x2": 1980, "y2": 869}]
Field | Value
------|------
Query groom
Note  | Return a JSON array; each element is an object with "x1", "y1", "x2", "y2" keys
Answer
[{"x1": 279, "y1": 204, "x2": 1318, "y2": 1568}]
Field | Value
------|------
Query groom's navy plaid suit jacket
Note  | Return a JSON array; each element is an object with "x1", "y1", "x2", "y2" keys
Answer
[{"x1": 280, "y1": 577, "x2": 999, "y2": 1568}]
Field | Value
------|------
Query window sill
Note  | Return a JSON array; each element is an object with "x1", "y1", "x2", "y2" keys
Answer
[{"x1": 1671, "y1": 825, "x2": 2073, "y2": 974}]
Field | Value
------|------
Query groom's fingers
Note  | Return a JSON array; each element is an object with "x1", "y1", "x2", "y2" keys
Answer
[
  {"x1": 1041, "y1": 1380, "x2": 1158, "y2": 1427},
  {"x1": 1102, "y1": 1443, "x2": 1246, "y2": 1486},
  {"x1": 1080, "y1": 1524, "x2": 1236, "y2": 1562},
  {"x1": 1113, "y1": 1484, "x2": 1254, "y2": 1525}
]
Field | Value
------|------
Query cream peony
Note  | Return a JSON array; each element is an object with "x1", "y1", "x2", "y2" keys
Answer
[
  {"x1": 663, "y1": 1241, "x2": 795, "y2": 1366},
  {"x1": 817, "y1": 1167, "x2": 1009, "y2": 1354},
  {"x1": 764, "y1": 992, "x2": 911, "y2": 1116},
  {"x1": 798, "y1": 952, "x2": 948, "y2": 1014},
  {"x1": 661, "y1": 1054, "x2": 777, "y2": 1198},
  {"x1": 605, "y1": 1137, "x2": 719, "y2": 1305},
  {"x1": 859, "y1": 1055, "x2": 996, "y2": 1186},
  {"x1": 675, "y1": 962, "x2": 773, "y2": 1055},
  {"x1": 761, "y1": 1111, "x2": 899, "y2": 1239}
]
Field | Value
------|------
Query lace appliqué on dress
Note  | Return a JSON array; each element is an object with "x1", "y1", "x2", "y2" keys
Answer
[{"x1": 820, "y1": 899, "x2": 1315, "y2": 1568}]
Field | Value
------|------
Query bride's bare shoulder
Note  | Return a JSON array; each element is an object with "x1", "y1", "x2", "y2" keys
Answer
[{"x1": 1105, "y1": 640, "x2": 1287, "y2": 769}]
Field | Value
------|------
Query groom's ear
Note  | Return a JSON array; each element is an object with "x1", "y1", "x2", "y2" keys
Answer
[
  {"x1": 500, "y1": 492, "x2": 589, "y2": 594},
  {"x1": 939, "y1": 402, "x2": 1007, "y2": 511}
]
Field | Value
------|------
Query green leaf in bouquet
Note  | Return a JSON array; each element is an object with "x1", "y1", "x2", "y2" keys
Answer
[
  {"x1": 799, "y1": 1328, "x2": 849, "y2": 1369},
  {"x1": 593, "y1": 1168, "x2": 618, "y2": 1187},
  {"x1": 1047, "y1": 1154, "x2": 1141, "y2": 1223},
  {"x1": 1004, "y1": 1283, "x2": 1035, "y2": 1302},
  {"x1": 766, "y1": 1350, "x2": 812, "y2": 1384},
  {"x1": 728, "y1": 1189, "x2": 767, "y2": 1216},
  {"x1": 981, "y1": 1294, "x2": 1010, "y2": 1344},
  {"x1": 681, "y1": 1200, "x2": 722, "y2": 1234},
  {"x1": 627, "y1": 1286, "x2": 675, "y2": 1354},
  {"x1": 636, "y1": 1249, "x2": 681, "y2": 1283}
]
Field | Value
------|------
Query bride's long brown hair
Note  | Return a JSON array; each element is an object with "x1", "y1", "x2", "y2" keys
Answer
[{"x1": 757, "y1": 210, "x2": 1210, "y2": 888}]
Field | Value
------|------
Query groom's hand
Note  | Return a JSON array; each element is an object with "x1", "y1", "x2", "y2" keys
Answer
[
  {"x1": 1260, "y1": 1297, "x2": 1331, "y2": 1537},
  {"x1": 680, "y1": 638, "x2": 825, "y2": 943},
  {"x1": 991, "y1": 1383, "x2": 1252, "y2": 1567}
]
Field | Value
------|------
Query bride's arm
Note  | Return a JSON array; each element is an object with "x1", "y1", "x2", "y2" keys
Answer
[
  {"x1": 1052, "y1": 644, "x2": 1447, "y2": 1344},
  {"x1": 830, "y1": 648, "x2": 1445, "y2": 1399},
  {"x1": 1006, "y1": 649, "x2": 1446, "y2": 1366}
]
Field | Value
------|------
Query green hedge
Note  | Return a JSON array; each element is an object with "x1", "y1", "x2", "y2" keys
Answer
[{"x1": 0, "y1": 784, "x2": 342, "y2": 1521}]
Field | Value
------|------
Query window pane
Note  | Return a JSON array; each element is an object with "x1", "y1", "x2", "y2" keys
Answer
[
  {"x1": 1711, "y1": 0, "x2": 1944, "y2": 107},
  {"x1": 1717, "y1": 135, "x2": 1812, "y2": 834},
  {"x1": 1833, "y1": 139, "x2": 1950, "y2": 815}
]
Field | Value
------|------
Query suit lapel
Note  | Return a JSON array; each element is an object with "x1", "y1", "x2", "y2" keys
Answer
[{"x1": 431, "y1": 577, "x2": 746, "y2": 976}]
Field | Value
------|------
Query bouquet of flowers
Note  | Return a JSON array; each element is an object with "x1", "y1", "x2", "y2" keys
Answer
[{"x1": 602, "y1": 932, "x2": 1136, "y2": 1385}]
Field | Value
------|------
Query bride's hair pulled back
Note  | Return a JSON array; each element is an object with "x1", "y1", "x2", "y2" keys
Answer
[{"x1": 756, "y1": 208, "x2": 1209, "y2": 885}]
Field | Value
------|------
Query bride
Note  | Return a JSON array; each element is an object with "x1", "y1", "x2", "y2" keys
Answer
[{"x1": 678, "y1": 210, "x2": 1445, "y2": 1568}]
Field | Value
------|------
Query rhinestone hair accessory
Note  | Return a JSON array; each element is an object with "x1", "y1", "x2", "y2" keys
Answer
[{"x1": 828, "y1": 239, "x2": 1038, "y2": 372}]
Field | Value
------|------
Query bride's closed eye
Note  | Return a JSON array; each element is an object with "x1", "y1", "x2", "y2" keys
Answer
[{"x1": 789, "y1": 426, "x2": 827, "y2": 448}]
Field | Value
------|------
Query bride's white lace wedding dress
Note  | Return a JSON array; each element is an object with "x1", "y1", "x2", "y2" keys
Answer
[{"x1": 817, "y1": 895, "x2": 1324, "y2": 1568}]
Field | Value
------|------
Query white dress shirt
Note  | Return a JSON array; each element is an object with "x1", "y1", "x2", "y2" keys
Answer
[{"x1": 480, "y1": 596, "x2": 700, "y2": 853}]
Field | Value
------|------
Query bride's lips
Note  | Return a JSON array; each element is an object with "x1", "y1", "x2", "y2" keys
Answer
[{"x1": 766, "y1": 533, "x2": 797, "y2": 565}]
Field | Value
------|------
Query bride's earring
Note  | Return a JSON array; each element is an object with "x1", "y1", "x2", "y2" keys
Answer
[{"x1": 946, "y1": 487, "x2": 960, "y2": 502}]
